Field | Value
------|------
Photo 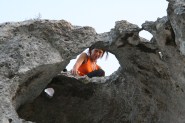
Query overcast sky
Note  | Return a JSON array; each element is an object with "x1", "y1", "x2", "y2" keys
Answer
[{"x1": 0, "y1": 0, "x2": 168, "y2": 76}]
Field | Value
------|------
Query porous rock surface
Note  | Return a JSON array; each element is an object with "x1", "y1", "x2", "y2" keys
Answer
[{"x1": 1, "y1": 0, "x2": 185, "y2": 123}]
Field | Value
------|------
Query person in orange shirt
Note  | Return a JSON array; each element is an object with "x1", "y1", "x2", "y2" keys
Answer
[{"x1": 71, "y1": 46, "x2": 107, "y2": 78}]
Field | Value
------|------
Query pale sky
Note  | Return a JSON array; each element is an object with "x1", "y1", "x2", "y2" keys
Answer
[{"x1": 0, "y1": 0, "x2": 168, "y2": 76}]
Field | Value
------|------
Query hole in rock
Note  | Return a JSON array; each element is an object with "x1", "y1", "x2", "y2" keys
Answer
[
  {"x1": 17, "y1": 48, "x2": 121, "y2": 123},
  {"x1": 139, "y1": 30, "x2": 153, "y2": 41},
  {"x1": 17, "y1": 75, "x2": 96, "y2": 123},
  {"x1": 66, "y1": 48, "x2": 120, "y2": 76}
]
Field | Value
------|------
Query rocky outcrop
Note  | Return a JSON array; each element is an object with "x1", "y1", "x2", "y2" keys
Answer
[
  {"x1": 167, "y1": 0, "x2": 185, "y2": 55},
  {"x1": 0, "y1": 20, "x2": 99, "y2": 122},
  {"x1": 142, "y1": 16, "x2": 175, "y2": 48},
  {"x1": 1, "y1": 0, "x2": 185, "y2": 123}
]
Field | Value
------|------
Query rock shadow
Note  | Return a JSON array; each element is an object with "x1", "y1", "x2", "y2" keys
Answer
[{"x1": 17, "y1": 75, "x2": 96, "y2": 123}]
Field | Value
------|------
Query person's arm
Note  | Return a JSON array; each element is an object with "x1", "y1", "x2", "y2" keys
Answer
[{"x1": 71, "y1": 53, "x2": 87, "y2": 76}]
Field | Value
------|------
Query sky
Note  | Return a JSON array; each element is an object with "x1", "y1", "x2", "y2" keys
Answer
[{"x1": 0, "y1": 0, "x2": 168, "y2": 76}]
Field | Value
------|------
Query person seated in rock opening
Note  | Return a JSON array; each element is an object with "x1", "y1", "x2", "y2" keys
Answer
[{"x1": 71, "y1": 47, "x2": 107, "y2": 78}]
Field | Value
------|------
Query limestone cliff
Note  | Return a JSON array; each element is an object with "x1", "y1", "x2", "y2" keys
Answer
[{"x1": 1, "y1": 0, "x2": 185, "y2": 123}]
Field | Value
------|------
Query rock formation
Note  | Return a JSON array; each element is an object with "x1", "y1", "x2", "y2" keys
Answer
[{"x1": 1, "y1": 0, "x2": 185, "y2": 123}]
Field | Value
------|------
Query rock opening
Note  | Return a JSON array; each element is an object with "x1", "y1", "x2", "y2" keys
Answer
[
  {"x1": 66, "y1": 48, "x2": 120, "y2": 76},
  {"x1": 16, "y1": 45, "x2": 121, "y2": 123},
  {"x1": 139, "y1": 30, "x2": 152, "y2": 41},
  {"x1": 17, "y1": 66, "x2": 121, "y2": 123},
  {"x1": 3, "y1": 4, "x2": 185, "y2": 122}
]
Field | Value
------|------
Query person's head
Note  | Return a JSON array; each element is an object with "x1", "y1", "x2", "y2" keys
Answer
[{"x1": 88, "y1": 46, "x2": 107, "y2": 61}]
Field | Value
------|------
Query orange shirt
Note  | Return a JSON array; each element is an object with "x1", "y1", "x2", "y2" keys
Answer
[{"x1": 78, "y1": 56, "x2": 100, "y2": 76}]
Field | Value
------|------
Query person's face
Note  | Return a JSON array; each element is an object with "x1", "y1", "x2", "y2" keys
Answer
[{"x1": 90, "y1": 49, "x2": 104, "y2": 61}]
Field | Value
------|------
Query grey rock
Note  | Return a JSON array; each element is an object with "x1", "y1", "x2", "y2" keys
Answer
[
  {"x1": 1, "y1": 1, "x2": 185, "y2": 122},
  {"x1": 167, "y1": 0, "x2": 185, "y2": 55}
]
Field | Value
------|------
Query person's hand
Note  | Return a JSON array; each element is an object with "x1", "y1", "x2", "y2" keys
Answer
[
  {"x1": 71, "y1": 68, "x2": 79, "y2": 76},
  {"x1": 71, "y1": 52, "x2": 87, "y2": 76}
]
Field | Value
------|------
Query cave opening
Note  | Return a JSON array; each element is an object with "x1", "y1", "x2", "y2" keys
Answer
[
  {"x1": 66, "y1": 48, "x2": 120, "y2": 76},
  {"x1": 16, "y1": 49, "x2": 121, "y2": 123}
]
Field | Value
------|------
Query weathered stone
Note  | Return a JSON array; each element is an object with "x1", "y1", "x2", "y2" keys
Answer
[
  {"x1": 110, "y1": 20, "x2": 141, "y2": 47},
  {"x1": 0, "y1": 19, "x2": 101, "y2": 123},
  {"x1": 167, "y1": 0, "x2": 185, "y2": 55},
  {"x1": 142, "y1": 16, "x2": 175, "y2": 48},
  {"x1": 1, "y1": 1, "x2": 185, "y2": 123}
]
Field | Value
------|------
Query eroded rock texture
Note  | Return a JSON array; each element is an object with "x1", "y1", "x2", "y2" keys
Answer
[
  {"x1": 1, "y1": 0, "x2": 185, "y2": 123},
  {"x1": 167, "y1": 0, "x2": 185, "y2": 55}
]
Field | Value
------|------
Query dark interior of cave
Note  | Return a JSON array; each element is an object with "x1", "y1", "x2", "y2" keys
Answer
[{"x1": 17, "y1": 75, "x2": 98, "y2": 123}]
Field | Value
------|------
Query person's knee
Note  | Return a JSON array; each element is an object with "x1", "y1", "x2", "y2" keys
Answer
[
  {"x1": 86, "y1": 69, "x2": 105, "y2": 78},
  {"x1": 98, "y1": 69, "x2": 105, "y2": 76}
]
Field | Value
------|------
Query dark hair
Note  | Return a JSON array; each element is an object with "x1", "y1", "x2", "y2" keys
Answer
[{"x1": 88, "y1": 46, "x2": 108, "y2": 59}]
